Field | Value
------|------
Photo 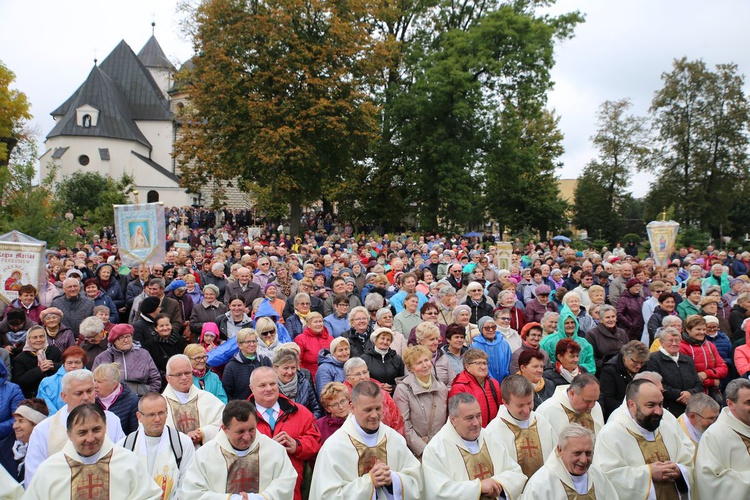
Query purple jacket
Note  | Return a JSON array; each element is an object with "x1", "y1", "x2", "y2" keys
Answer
[
  {"x1": 524, "y1": 299, "x2": 558, "y2": 324},
  {"x1": 316, "y1": 414, "x2": 346, "y2": 444},
  {"x1": 91, "y1": 345, "x2": 161, "y2": 393},
  {"x1": 615, "y1": 290, "x2": 646, "y2": 341}
]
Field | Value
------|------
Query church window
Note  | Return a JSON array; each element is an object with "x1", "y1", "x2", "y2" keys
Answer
[{"x1": 78, "y1": 155, "x2": 90, "y2": 166}]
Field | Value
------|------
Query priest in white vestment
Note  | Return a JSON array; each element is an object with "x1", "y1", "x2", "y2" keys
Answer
[
  {"x1": 594, "y1": 379, "x2": 693, "y2": 500},
  {"x1": 25, "y1": 370, "x2": 125, "y2": 485},
  {"x1": 486, "y1": 375, "x2": 557, "y2": 479},
  {"x1": 675, "y1": 393, "x2": 719, "y2": 454},
  {"x1": 183, "y1": 400, "x2": 297, "y2": 500},
  {"x1": 25, "y1": 404, "x2": 161, "y2": 499},
  {"x1": 0, "y1": 465, "x2": 22, "y2": 500},
  {"x1": 536, "y1": 375, "x2": 603, "y2": 437},
  {"x1": 422, "y1": 393, "x2": 527, "y2": 499},
  {"x1": 310, "y1": 380, "x2": 422, "y2": 499},
  {"x1": 695, "y1": 378, "x2": 750, "y2": 497},
  {"x1": 118, "y1": 393, "x2": 195, "y2": 500},
  {"x1": 162, "y1": 355, "x2": 225, "y2": 446},
  {"x1": 521, "y1": 424, "x2": 616, "y2": 499}
]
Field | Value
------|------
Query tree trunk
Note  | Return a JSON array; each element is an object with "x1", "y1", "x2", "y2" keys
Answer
[{"x1": 289, "y1": 191, "x2": 301, "y2": 237}]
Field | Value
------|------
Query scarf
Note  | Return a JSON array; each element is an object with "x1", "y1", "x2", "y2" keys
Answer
[
  {"x1": 681, "y1": 332, "x2": 703, "y2": 346},
  {"x1": 12, "y1": 440, "x2": 27, "y2": 461},
  {"x1": 659, "y1": 347, "x2": 680, "y2": 363},
  {"x1": 278, "y1": 374, "x2": 298, "y2": 399},
  {"x1": 98, "y1": 384, "x2": 123, "y2": 409},
  {"x1": 416, "y1": 374, "x2": 433, "y2": 390},
  {"x1": 98, "y1": 278, "x2": 111, "y2": 290},
  {"x1": 154, "y1": 331, "x2": 182, "y2": 345},
  {"x1": 555, "y1": 361, "x2": 580, "y2": 383},
  {"x1": 6, "y1": 330, "x2": 26, "y2": 345},
  {"x1": 276, "y1": 276, "x2": 292, "y2": 298},
  {"x1": 192, "y1": 367, "x2": 207, "y2": 378},
  {"x1": 46, "y1": 326, "x2": 60, "y2": 338},
  {"x1": 296, "y1": 311, "x2": 309, "y2": 327},
  {"x1": 374, "y1": 346, "x2": 389, "y2": 360}
]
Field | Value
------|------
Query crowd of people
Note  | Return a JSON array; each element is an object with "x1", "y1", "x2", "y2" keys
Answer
[{"x1": 0, "y1": 221, "x2": 749, "y2": 498}]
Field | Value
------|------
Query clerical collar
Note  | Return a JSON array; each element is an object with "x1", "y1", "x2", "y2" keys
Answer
[
  {"x1": 352, "y1": 417, "x2": 380, "y2": 438},
  {"x1": 683, "y1": 416, "x2": 703, "y2": 442},
  {"x1": 232, "y1": 445, "x2": 251, "y2": 457},
  {"x1": 627, "y1": 412, "x2": 656, "y2": 441},
  {"x1": 79, "y1": 450, "x2": 102, "y2": 464},
  {"x1": 570, "y1": 472, "x2": 589, "y2": 494},
  {"x1": 508, "y1": 412, "x2": 531, "y2": 429},
  {"x1": 173, "y1": 389, "x2": 191, "y2": 404},
  {"x1": 461, "y1": 438, "x2": 480, "y2": 454}
]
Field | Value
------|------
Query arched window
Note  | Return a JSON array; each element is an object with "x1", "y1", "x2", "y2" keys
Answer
[{"x1": 147, "y1": 190, "x2": 159, "y2": 203}]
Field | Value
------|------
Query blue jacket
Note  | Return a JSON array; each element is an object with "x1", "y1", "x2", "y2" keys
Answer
[
  {"x1": 92, "y1": 290, "x2": 119, "y2": 324},
  {"x1": 389, "y1": 291, "x2": 428, "y2": 314},
  {"x1": 36, "y1": 365, "x2": 69, "y2": 415},
  {"x1": 285, "y1": 314, "x2": 305, "y2": 340},
  {"x1": 193, "y1": 370, "x2": 228, "y2": 404},
  {"x1": 707, "y1": 330, "x2": 734, "y2": 368},
  {"x1": 207, "y1": 300, "x2": 291, "y2": 367},
  {"x1": 99, "y1": 383, "x2": 139, "y2": 435},
  {"x1": 287, "y1": 371, "x2": 323, "y2": 419},
  {"x1": 222, "y1": 351, "x2": 272, "y2": 401},
  {"x1": 315, "y1": 349, "x2": 346, "y2": 396},
  {"x1": 96, "y1": 263, "x2": 126, "y2": 309},
  {"x1": 323, "y1": 314, "x2": 349, "y2": 339},
  {"x1": 0, "y1": 362, "x2": 24, "y2": 440},
  {"x1": 471, "y1": 333, "x2": 512, "y2": 384}
]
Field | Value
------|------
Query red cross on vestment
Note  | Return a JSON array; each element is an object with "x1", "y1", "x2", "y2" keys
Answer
[{"x1": 77, "y1": 473, "x2": 105, "y2": 499}]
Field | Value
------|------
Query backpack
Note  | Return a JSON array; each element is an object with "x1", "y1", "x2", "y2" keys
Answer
[{"x1": 123, "y1": 425, "x2": 184, "y2": 468}]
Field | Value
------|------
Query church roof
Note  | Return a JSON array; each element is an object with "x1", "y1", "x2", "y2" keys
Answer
[
  {"x1": 46, "y1": 65, "x2": 152, "y2": 148},
  {"x1": 132, "y1": 151, "x2": 180, "y2": 184},
  {"x1": 137, "y1": 35, "x2": 177, "y2": 72},
  {"x1": 51, "y1": 39, "x2": 171, "y2": 121}
]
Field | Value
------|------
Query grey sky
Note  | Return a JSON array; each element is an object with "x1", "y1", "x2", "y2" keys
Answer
[{"x1": 2, "y1": 0, "x2": 749, "y2": 198}]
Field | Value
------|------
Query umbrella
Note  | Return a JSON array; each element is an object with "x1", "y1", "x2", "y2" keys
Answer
[
  {"x1": 463, "y1": 232, "x2": 482, "y2": 238},
  {"x1": 552, "y1": 235, "x2": 571, "y2": 243}
]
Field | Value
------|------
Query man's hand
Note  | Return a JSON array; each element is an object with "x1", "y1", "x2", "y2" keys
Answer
[
  {"x1": 187, "y1": 430, "x2": 202, "y2": 444},
  {"x1": 369, "y1": 460, "x2": 392, "y2": 487},
  {"x1": 480, "y1": 478, "x2": 503, "y2": 497},
  {"x1": 273, "y1": 431, "x2": 297, "y2": 454},
  {"x1": 650, "y1": 461, "x2": 681, "y2": 482}
]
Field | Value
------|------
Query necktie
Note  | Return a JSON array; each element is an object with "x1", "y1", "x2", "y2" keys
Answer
[{"x1": 265, "y1": 408, "x2": 276, "y2": 431}]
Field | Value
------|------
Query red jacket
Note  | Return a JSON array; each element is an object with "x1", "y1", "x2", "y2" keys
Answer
[
  {"x1": 680, "y1": 338, "x2": 728, "y2": 388},
  {"x1": 448, "y1": 370, "x2": 501, "y2": 427},
  {"x1": 249, "y1": 394, "x2": 321, "y2": 500},
  {"x1": 294, "y1": 326, "x2": 332, "y2": 380}
]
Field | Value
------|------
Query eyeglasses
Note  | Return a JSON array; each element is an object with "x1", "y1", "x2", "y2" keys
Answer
[
  {"x1": 238, "y1": 339, "x2": 259, "y2": 345},
  {"x1": 140, "y1": 411, "x2": 167, "y2": 419},
  {"x1": 693, "y1": 412, "x2": 718, "y2": 423},
  {"x1": 298, "y1": 302, "x2": 311, "y2": 306},
  {"x1": 662, "y1": 338, "x2": 681, "y2": 345},
  {"x1": 452, "y1": 270, "x2": 463, "y2": 274},
  {"x1": 153, "y1": 270, "x2": 163, "y2": 275},
  {"x1": 168, "y1": 371, "x2": 193, "y2": 378},
  {"x1": 190, "y1": 355, "x2": 208, "y2": 362},
  {"x1": 498, "y1": 317, "x2": 511, "y2": 322},
  {"x1": 467, "y1": 361, "x2": 488, "y2": 367},
  {"x1": 423, "y1": 311, "x2": 438, "y2": 316},
  {"x1": 327, "y1": 398, "x2": 350, "y2": 409},
  {"x1": 482, "y1": 325, "x2": 497, "y2": 331},
  {"x1": 627, "y1": 358, "x2": 646, "y2": 367},
  {"x1": 348, "y1": 370, "x2": 370, "y2": 378},
  {"x1": 259, "y1": 331, "x2": 275, "y2": 337}
]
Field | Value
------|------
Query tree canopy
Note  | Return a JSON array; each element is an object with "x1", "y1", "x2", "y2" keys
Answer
[{"x1": 0, "y1": 60, "x2": 31, "y2": 167}]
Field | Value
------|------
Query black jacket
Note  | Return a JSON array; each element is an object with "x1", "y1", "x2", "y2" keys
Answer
[
  {"x1": 360, "y1": 346, "x2": 405, "y2": 393},
  {"x1": 643, "y1": 351, "x2": 703, "y2": 417},
  {"x1": 342, "y1": 326, "x2": 373, "y2": 359},
  {"x1": 542, "y1": 364, "x2": 589, "y2": 392},
  {"x1": 647, "y1": 306, "x2": 674, "y2": 344},
  {"x1": 467, "y1": 296, "x2": 494, "y2": 325},
  {"x1": 598, "y1": 354, "x2": 634, "y2": 421},
  {"x1": 11, "y1": 346, "x2": 62, "y2": 398},
  {"x1": 222, "y1": 351, "x2": 272, "y2": 401},
  {"x1": 98, "y1": 384, "x2": 140, "y2": 435},
  {"x1": 0, "y1": 432, "x2": 22, "y2": 482},
  {"x1": 729, "y1": 303, "x2": 749, "y2": 342}
]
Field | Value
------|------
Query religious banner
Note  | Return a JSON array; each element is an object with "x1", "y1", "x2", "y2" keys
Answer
[
  {"x1": 647, "y1": 220, "x2": 679, "y2": 268},
  {"x1": 495, "y1": 242, "x2": 513, "y2": 271},
  {"x1": 114, "y1": 202, "x2": 166, "y2": 267},
  {"x1": 0, "y1": 230, "x2": 46, "y2": 305}
]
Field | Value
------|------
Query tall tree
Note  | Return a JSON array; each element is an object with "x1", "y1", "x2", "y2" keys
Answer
[
  {"x1": 175, "y1": 0, "x2": 384, "y2": 235},
  {"x1": 573, "y1": 98, "x2": 649, "y2": 243},
  {"x1": 0, "y1": 60, "x2": 31, "y2": 167},
  {"x1": 649, "y1": 58, "x2": 749, "y2": 235}
]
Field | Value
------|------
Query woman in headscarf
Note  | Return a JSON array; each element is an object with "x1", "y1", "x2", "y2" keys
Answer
[
  {"x1": 92, "y1": 323, "x2": 161, "y2": 396},
  {"x1": 11, "y1": 325, "x2": 62, "y2": 398},
  {"x1": 453, "y1": 304, "x2": 480, "y2": 346},
  {"x1": 0, "y1": 398, "x2": 48, "y2": 483},
  {"x1": 539, "y1": 305, "x2": 596, "y2": 374}
]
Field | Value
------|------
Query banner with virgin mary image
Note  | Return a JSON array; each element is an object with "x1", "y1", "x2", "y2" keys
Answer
[
  {"x1": 647, "y1": 220, "x2": 679, "y2": 268},
  {"x1": 114, "y1": 202, "x2": 166, "y2": 267}
]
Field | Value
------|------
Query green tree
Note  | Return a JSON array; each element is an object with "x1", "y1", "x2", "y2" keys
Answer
[
  {"x1": 0, "y1": 60, "x2": 31, "y2": 166},
  {"x1": 649, "y1": 58, "x2": 750, "y2": 236},
  {"x1": 573, "y1": 98, "x2": 649, "y2": 243},
  {"x1": 55, "y1": 171, "x2": 134, "y2": 231},
  {"x1": 175, "y1": 0, "x2": 384, "y2": 235}
]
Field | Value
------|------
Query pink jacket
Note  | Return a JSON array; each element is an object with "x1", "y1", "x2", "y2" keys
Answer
[{"x1": 294, "y1": 326, "x2": 332, "y2": 380}]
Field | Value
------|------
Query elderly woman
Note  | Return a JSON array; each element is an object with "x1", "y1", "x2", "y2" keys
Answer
[
  {"x1": 0, "y1": 398, "x2": 48, "y2": 482},
  {"x1": 407, "y1": 302, "x2": 448, "y2": 346},
  {"x1": 316, "y1": 382, "x2": 350, "y2": 443},
  {"x1": 294, "y1": 311, "x2": 332, "y2": 379},
  {"x1": 222, "y1": 327, "x2": 272, "y2": 401},
  {"x1": 39, "y1": 308, "x2": 76, "y2": 354},
  {"x1": 700, "y1": 295, "x2": 732, "y2": 337},
  {"x1": 463, "y1": 281, "x2": 494, "y2": 325},
  {"x1": 516, "y1": 349, "x2": 552, "y2": 409},
  {"x1": 599, "y1": 341, "x2": 649, "y2": 420},
  {"x1": 543, "y1": 338, "x2": 588, "y2": 390},
  {"x1": 79, "y1": 316, "x2": 108, "y2": 370},
  {"x1": 285, "y1": 292, "x2": 312, "y2": 340},
  {"x1": 414, "y1": 322, "x2": 454, "y2": 388},
  {"x1": 393, "y1": 345, "x2": 448, "y2": 457},
  {"x1": 273, "y1": 347, "x2": 322, "y2": 418},
  {"x1": 393, "y1": 293, "x2": 422, "y2": 338},
  {"x1": 375, "y1": 307, "x2": 407, "y2": 356},
  {"x1": 510, "y1": 322, "x2": 549, "y2": 375},
  {"x1": 361, "y1": 328, "x2": 405, "y2": 394},
  {"x1": 262, "y1": 283, "x2": 286, "y2": 323},
  {"x1": 93, "y1": 362, "x2": 139, "y2": 434},
  {"x1": 616, "y1": 279, "x2": 646, "y2": 341},
  {"x1": 447, "y1": 348, "x2": 501, "y2": 426},
  {"x1": 643, "y1": 326, "x2": 703, "y2": 416},
  {"x1": 435, "y1": 285, "x2": 457, "y2": 326},
  {"x1": 342, "y1": 306, "x2": 372, "y2": 358},
  {"x1": 586, "y1": 304, "x2": 629, "y2": 374},
  {"x1": 343, "y1": 357, "x2": 404, "y2": 435},
  {"x1": 184, "y1": 343, "x2": 227, "y2": 403},
  {"x1": 680, "y1": 315, "x2": 728, "y2": 400},
  {"x1": 255, "y1": 316, "x2": 283, "y2": 360},
  {"x1": 12, "y1": 325, "x2": 62, "y2": 398},
  {"x1": 143, "y1": 314, "x2": 188, "y2": 385},
  {"x1": 323, "y1": 294, "x2": 350, "y2": 339},
  {"x1": 165, "y1": 279, "x2": 193, "y2": 335},
  {"x1": 440, "y1": 323, "x2": 467, "y2": 378},
  {"x1": 188, "y1": 284, "x2": 228, "y2": 341},
  {"x1": 315, "y1": 337, "x2": 350, "y2": 396},
  {"x1": 272, "y1": 262, "x2": 298, "y2": 302},
  {"x1": 702, "y1": 315, "x2": 733, "y2": 375},
  {"x1": 561, "y1": 292, "x2": 595, "y2": 335},
  {"x1": 647, "y1": 291, "x2": 679, "y2": 344},
  {"x1": 452, "y1": 304, "x2": 480, "y2": 347},
  {"x1": 184, "y1": 274, "x2": 203, "y2": 305},
  {"x1": 36, "y1": 346, "x2": 87, "y2": 415},
  {"x1": 92, "y1": 323, "x2": 161, "y2": 396}
]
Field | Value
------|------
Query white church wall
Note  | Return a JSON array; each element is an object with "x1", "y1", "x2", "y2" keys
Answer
[{"x1": 135, "y1": 120, "x2": 174, "y2": 173}]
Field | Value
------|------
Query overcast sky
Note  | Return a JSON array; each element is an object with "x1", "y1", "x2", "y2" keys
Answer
[{"x1": 2, "y1": 0, "x2": 749, "y2": 197}]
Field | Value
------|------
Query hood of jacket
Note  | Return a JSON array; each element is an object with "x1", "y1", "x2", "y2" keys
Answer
[
  {"x1": 472, "y1": 332, "x2": 505, "y2": 347},
  {"x1": 255, "y1": 299, "x2": 280, "y2": 322},
  {"x1": 317, "y1": 349, "x2": 345, "y2": 368},
  {"x1": 556, "y1": 305, "x2": 580, "y2": 338}
]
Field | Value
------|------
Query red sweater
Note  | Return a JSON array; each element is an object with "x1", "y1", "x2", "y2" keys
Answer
[
  {"x1": 294, "y1": 326, "x2": 332, "y2": 380},
  {"x1": 448, "y1": 370, "x2": 501, "y2": 427}
]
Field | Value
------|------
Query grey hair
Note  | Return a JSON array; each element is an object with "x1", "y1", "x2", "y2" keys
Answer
[
  {"x1": 347, "y1": 306, "x2": 369, "y2": 325},
  {"x1": 658, "y1": 326, "x2": 681, "y2": 343},
  {"x1": 557, "y1": 423, "x2": 595, "y2": 450},
  {"x1": 211, "y1": 262, "x2": 225, "y2": 272},
  {"x1": 79, "y1": 316, "x2": 105, "y2": 338},
  {"x1": 448, "y1": 393, "x2": 478, "y2": 417},
  {"x1": 343, "y1": 357, "x2": 367, "y2": 376},
  {"x1": 726, "y1": 378, "x2": 750, "y2": 403},
  {"x1": 541, "y1": 311, "x2": 559, "y2": 323},
  {"x1": 437, "y1": 285, "x2": 456, "y2": 298},
  {"x1": 621, "y1": 340, "x2": 649, "y2": 361},
  {"x1": 598, "y1": 304, "x2": 616, "y2": 317},
  {"x1": 375, "y1": 307, "x2": 392, "y2": 321},
  {"x1": 93, "y1": 362, "x2": 121, "y2": 382},
  {"x1": 293, "y1": 292, "x2": 311, "y2": 307},
  {"x1": 568, "y1": 373, "x2": 599, "y2": 394},
  {"x1": 634, "y1": 371, "x2": 663, "y2": 383},
  {"x1": 364, "y1": 293, "x2": 385, "y2": 312},
  {"x1": 166, "y1": 354, "x2": 191, "y2": 375},
  {"x1": 738, "y1": 293, "x2": 750, "y2": 306},
  {"x1": 62, "y1": 369, "x2": 94, "y2": 393},
  {"x1": 662, "y1": 315, "x2": 682, "y2": 328},
  {"x1": 685, "y1": 392, "x2": 720, "y2": 415}
]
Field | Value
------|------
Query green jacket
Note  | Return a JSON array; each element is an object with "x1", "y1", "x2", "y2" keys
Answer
[
  {"x1": 539, "y1": 305, "x2": 596, "y2": 374},
  {"x1": 677, "y1": 300, "x2": 700, "y2": 322}
]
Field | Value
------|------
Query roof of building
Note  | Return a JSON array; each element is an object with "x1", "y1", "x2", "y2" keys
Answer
[
  {"x1": 52, "y1": 39, "x2": 171, "y2": 121},
  {"x1": 46, "y1": 65, "x2": 152, "y2": 148},
  {"x1": 131, "y1": 151, "x2": 180, "y2": 184},
  {"x1": 137, "y1": 35, "x2": 177, "y2": 72}
]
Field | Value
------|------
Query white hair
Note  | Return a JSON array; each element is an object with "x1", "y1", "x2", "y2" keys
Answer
[
  {"x1": 62, "y1": 369, "x2": 94, "y2": 393},
  {"x1": 166, "y1": 354, "x2": 191, "y2": 375}
]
